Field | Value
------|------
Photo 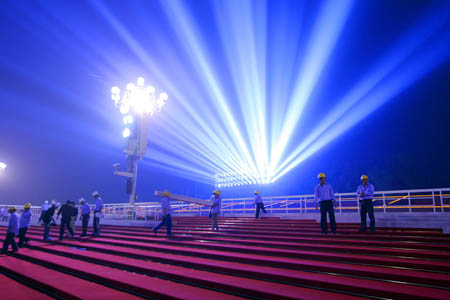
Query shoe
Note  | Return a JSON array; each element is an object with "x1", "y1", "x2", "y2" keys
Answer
[
  {"x1": 153, "y1": 229, "x2": 157, "y2": 235},
  {"x1": 80, "y1": 234, "x2": 86, "y2": 237}
]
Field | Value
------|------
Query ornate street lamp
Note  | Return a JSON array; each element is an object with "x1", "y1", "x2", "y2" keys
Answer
[{"x1": 110, "y1": 77, "x2": 168, "y2": 205}]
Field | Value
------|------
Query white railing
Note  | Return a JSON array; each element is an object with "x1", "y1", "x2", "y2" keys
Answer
[{"x1": 1, "y1": 188, "x2": 449, "y2": 221}]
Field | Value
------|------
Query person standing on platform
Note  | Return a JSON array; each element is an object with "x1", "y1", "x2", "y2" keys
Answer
[
  {"x1": 1, "y1": 207, "x2": 9, "y2": 222},
  {"x1": 38, "y1": 200, "x2": 50, "y2": 224},
  {"x1": 314, "y1": 173, "x2": 337, "y2": 234},
  {"x1": 79, "y1": 198, "x2": 90, "y2": 237},
  {"x1": 1, "y1": 207, "x2": 19, "y2": 255},
  {"x1": 69, "y1": 201, "x2": 78, "y2": 234},
  {"x1": 42, "y1": 201, "x2": 58, "y2": 240},
  {"x1": 92, "y1": 191, "x2": 103, "y2": 236},
  {"x1": 357, "y1": 175, "x2": 376, "y2": 233},
  {"x1": 57, "y1": 201, "x2": 75, "y2": 240},
  {"x1": 18, "y1": 203, "x2": 33, "y2": 248},
  {"x1": 210, "y1": 190, "x2": 221, "y2": 231},
  {"x1": 253, "y1": 190, "x2": 267, "y2": 219},
  {"x1": 153, "y1": 190, "x2": 172, "y2": 236}
]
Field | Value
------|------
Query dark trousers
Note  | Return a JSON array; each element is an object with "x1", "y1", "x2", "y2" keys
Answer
[
  {"x1": 81, "y1": 214, "x2": 90, "y2": 236},
  {"x1": 211, "y1": 212, "x2": 219, "y2": 230},
  {"x1": 93, "y1": 211, "x2": 101, "y2": 235},
  {"x1": 255, "y1": 202, "x2": 267, "y2": 219},
  {"x1": 18, "y1": 227, "x2": 29, "y2": 247},
  {"x1": 154, "y1": 214, "x2": 172, "y2": 235},
  {"x1": 2, "y1": 232, "x2": 18, "y2": 253},
  {"x1": 320, "y1": 200, "x2": 336, "y2": 234},
  {"x1": 59, "y1": 217, "x2": 74, "y2": 239},
  {"x1": 360, "y1": 199, "x2": 376, "y2": 232},
  {"x1": 43, "y1": 221, "x2": 51, "y2": 240}
]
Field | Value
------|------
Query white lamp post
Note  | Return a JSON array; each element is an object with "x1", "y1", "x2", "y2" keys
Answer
[{"x1": 110, "y1": 77, "x2": 168, "y2": 205}]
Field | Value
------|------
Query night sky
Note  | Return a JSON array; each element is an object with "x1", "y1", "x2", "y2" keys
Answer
[{"x1": 0, "y1": 0, "x2": 449, "y2": 205}]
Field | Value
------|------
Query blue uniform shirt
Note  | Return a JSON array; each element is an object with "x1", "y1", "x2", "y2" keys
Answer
[
  {"x1": 160, "y1": 197, "x2": 171, "y2": 215},
  {"x1": 357, "y1": 183, "x2": 375, "y2": 200},
  {"x1": 210, "y1": 195, "x2": 221, "y2": 214},
  {"x1": 254, "y1": 195, "x2": 263, "y2": 204},
  {"x1": 81, "y1": 203, "x2": 91, "y2": 215},
  {"x1": 7, "y1": 213, "x2": 19, "y2": 235},
  {"x1": 314, "y1": 183, "x2": 336, "y2": 205},
  {"x1": 19, "y1": 210, "x2": 33, "y2": 229},
  {"x1": 95, "y1": 197, "x2": 103, "y2": 212}
]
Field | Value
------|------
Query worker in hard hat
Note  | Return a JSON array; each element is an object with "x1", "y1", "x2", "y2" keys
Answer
[
  {"x1": 79, "y1": 198, "x2": 90, "y2": 237},
  {"x1": 57, "y1": 200, "x2": 75, "y2": 240},
  {"x1": 153, "y1": 190, "x2": 173, "y2": 236},
  {"x1": 1, "y1": 207, "x2": 19, "y2": 255},
  {"x1": 92, "y1": 191, "x2": 103, "y2": 236},
  {"x1": 38, "y1": 200, "x2": 50, "y2": 224},
  {"x1": 42, "y1": 201, "x2": 58, "y2": 240},
  {"x1": 69, "y1": 201, "x2": 78, "y2": 235},
  {"x1": 314, "y1": 173, "x2": 337, "y2": 234},
  {"x1": 210, "y1": 190, "x2": 221, "y2": 231},
  {"x1": 18, "y1": 203, "x2": 33, "y2": 248},
  {"x1": 357, "y1": 175, "x2": 376, "y2": 233},
  {"x1": 2, "y1": 206, "x2": 9, "y2": 221},
  {"x1": 253, "y1": 191, "x2": 267, "y2": 219}
]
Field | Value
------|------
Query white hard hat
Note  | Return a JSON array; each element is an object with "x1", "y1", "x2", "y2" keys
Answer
[
  {"x1": 51, "y1": 199, "x2": 57, "y2": 205},
  {"x1": 92, "y1": 191, "x2": 99, "y2": 196},
  {"x1": 78, "y1": 198, "x2": 86, "y2": 203},
  {"x1": 45, "y1": 200, "x2": 49, "y2": 204}
]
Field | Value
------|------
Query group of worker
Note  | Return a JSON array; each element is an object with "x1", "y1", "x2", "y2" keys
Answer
[
  {"x1": 1, "y1": 203, "x2": 32, "y2": 255},
  {"x1": 314, "y1": 173, "x2": 375, "y2": 234},
  {"x1": 1, "y1": 191, "x2": 104, "y2": 255},
  {"x1": 153, "y1": 173, "x2": 375, "y2": 235}
]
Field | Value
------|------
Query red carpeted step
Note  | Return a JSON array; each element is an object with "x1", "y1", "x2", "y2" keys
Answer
[
  {"x1": 31, "y1": 238, "x2": 450, "y2": 289},
  {"x1": 0, "y1": 274, "x2": 53, "y2": 300},
  {"x1": 21, "y1": 242, "x2": 450, "y2": 300},
  {"x1": 10, "y1": 247, "x2": 244, "y2": 300},
  {"x1": 169, "y1": 224, "x2": 448, "y2": 236},
  {"x1": 0, "y1": 255, "x2": 143, "y2": 300},
  {"x1": 76, "y1": 226, "x2": 450, "y2": 251},
  {"x1": 9, "y1": 231, "x2": 450, "y2": 273},
  {"x1": 91, "y1": 225, "x2": 450, "y2": 244},
  {"x1": 52, "y1": 231, "x2": 450, "y2": 260},
  {"x1": 12, "y1": 245, "x2": 363, "y2": 300}
]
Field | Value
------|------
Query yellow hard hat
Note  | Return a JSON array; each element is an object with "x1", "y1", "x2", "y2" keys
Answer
[
  {"x1": 24, "y1": 203, "x2": 31, "y2": 209},
  {"x1": 8, "y1": 206, "x2": 16, "y2": 213},
  {"x1": 318, "y1": 173, "x2": 326, "y2": 179},
  {"x1": 254, "y1": 190, "x2": 259, "y2": 194},
  {"x1": 360, "y1": 175, "x2": 368, "y2": 181},
  {"x1": 213, "y1": 190, "x2": 221, "y2": 196},
  {"x1": 163, "y1": 190, "x2": 170, "y2": 197}
]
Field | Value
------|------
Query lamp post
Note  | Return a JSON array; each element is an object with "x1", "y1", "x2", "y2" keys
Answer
[{"x1": 110, "y1": 77, "x2": 168, "y2": 206}]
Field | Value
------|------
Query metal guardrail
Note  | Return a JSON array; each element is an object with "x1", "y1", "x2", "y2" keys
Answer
[{"x1": 1, "y1": 188, "x2": 449, "y2": 221}]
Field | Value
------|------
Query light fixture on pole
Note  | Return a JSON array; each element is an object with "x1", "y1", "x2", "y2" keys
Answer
[{"x1": 110, "y1": 77, "x2": 168, "y2": 205}]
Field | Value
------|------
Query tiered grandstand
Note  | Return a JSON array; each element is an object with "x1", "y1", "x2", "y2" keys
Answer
[{"x1": 1, "y1": 217, "x2": 450, "y2": 299}]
